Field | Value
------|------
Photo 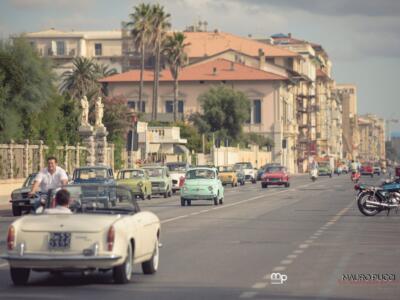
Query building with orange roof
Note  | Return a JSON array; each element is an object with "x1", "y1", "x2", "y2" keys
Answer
[{"x1": 100, "y1": 58, "x2": 298, "y2": 173}]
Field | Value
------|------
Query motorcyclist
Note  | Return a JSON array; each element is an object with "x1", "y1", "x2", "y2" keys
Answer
[{"x1": 350, "y1": 160, "x2": 359, "y2": 173}]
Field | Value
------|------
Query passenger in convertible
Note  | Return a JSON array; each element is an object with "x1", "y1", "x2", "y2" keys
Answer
[{"x1": 44, "y1": 189, "x2": 72, "y2": 214}]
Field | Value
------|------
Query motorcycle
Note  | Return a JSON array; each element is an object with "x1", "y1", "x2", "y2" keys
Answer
[
  {"x1": 310, "y1": 168, "x2": 318, "y2": 182},
  {"x1": 351, "y1": 171, "x2": 360, "y2": 183},
  {"x1": 357, "y1": 180, "x2": 400, "y2": 216}
]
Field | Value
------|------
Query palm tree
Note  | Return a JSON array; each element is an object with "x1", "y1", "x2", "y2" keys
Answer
[
  {"x1": 127, "y1": 3, "x2": 152, "y2": 113},
  {"x1": 163, "y1": 32, "x2": 190, "y2": 122},
  {"x1": 93, "y1": 63, "x2": 118, "y2": 96},
  {"x1": 149, "y1": 4, "x2": 171, "y2": 120},
  {"x1": 61, "y1": 57, "x2": 97, "y2": 100}
]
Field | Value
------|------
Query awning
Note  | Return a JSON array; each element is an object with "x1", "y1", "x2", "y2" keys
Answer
[{"x1": 174, "y1": 144, "x2": 190, "y2": 155}]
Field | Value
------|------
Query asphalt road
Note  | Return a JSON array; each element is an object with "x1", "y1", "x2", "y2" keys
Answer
[{"x1": 0, "y1": 174, "x2": 399, "y2": 300}]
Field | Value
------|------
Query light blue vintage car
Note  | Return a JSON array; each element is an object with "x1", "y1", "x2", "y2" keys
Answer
[{"x1": 180, "y1": 167, "x2": 224, "y2": 206}]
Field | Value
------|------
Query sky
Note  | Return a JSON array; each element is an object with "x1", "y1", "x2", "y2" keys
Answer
[{"x1": 1, "y1": 0, "x2": 399, "y2": 131}]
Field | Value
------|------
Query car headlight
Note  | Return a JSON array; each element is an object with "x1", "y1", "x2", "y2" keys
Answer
[
  {"x1": 208, "y1": 186, "x2": 213, "y2": 191},
  {"x1": 138, "y1": 182, "x2": 143, "y2": 187}
]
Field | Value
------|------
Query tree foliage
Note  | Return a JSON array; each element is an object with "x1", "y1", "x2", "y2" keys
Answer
[
  {"x1": 0, "y1": 38, "x2": 69, "y2": 144},
  {"x1": 193, "y1": 85, "x2": 251, "y2": 141}
]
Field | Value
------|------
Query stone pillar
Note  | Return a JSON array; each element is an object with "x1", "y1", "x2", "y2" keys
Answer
[
  {"x1": 76, "y1": 143, "x2": 80, "y2": 168},
  {"x1": 95, "y1": 125, "x2": 108, "y2": 166},
  {"x1": 8, "y1": 140, "x2": 14, "y2": 179},
  {"x1": 110, "y1": 143, "x2": 115, "y2": 170},
  {"x1": 79, "y1": 125, "x2": 95, "y2": 166},
  {"x1": 64, "y1": 144, "x2": 69, "y2": 173},
  {"x1": 38, "y1": 140, "x2": 44, "y2": 170},
  {"x1": 23, "y1": 139, "x2": 29, "y2": 177}
]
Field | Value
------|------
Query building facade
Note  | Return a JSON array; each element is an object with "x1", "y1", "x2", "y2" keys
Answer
[{"x1": 358, "y1": 114, "x2": 385, "y2": 162}]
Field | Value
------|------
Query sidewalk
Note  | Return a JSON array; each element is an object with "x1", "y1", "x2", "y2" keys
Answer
[{"x1": 0, "y1": 180, "x2": 24, "y2": 208}]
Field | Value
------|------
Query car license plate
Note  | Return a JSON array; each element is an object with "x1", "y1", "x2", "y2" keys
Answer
[{"x1": 48, "y1": 232, "x2": 71, "y2": 249}]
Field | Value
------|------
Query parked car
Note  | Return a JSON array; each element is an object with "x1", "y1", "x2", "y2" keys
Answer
[
  {"x1": 180, "y1": 167, "x2": 224, "y2": 206},
  {"x1": 142, "y1": 166, "x2": 172, "y2": 198},
  {"x1": 1, "y1": 185, "x2": 161, "y2": 285},
  {"x1": 233, "y1": 162, "x2": 257, "y2": 183},
  {"x1": 166, "y1": 162, "x2": 189, "y2": 194},
  {"x1": 261, "y1": 166, "x2": 290, "y2": 188},
  {"x1": 360, "y1": 164, "x2": 374, "y2": 177},
  {"x1": 318, "y1": 162, "x2": 333, "y2": 177},
  {"x1": 217, "y1": 166, "x2": 238, "y2": 187},
  {"x1": 373, "y1": 165, "x2": 382, "y2": 176},
  {"x1": 9, "y1": 173, "x2": 37, "y2": 216},
  {"x1": 116, "y1": 168, "x2": 152, "y2": 200}
]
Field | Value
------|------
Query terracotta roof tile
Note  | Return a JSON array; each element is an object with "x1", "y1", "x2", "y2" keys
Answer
[
  {"x1": 183, "y1": 31, "x2": 298, "y2": 58},
  {"x1": 99, "y1": 58, "x2": 288, "y2": 83}
]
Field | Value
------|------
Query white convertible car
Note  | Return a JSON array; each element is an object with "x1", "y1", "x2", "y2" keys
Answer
[{"x1": 2, "y1": 185, "x2": 161, "y2": 285}]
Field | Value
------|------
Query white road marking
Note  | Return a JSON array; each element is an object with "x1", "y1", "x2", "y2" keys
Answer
[
  {"x1": 161, "y1": 181, "x2": 316, "y2": 224},
  {"x1": 305, "y1": 239, "x2": 314, "y2": 243},
  {"x1": 280, "y1": 259, "x2": 292, "y2": 265},
  {"x1": 252, "y1": 282, "x2": 268, "y2": 289},
  {"x1": 287, "y1": 254, "x2": 297, "y2": 259},
  {"x1": 240, "y1": 291, "x2": 258, "y2": 298},
  {"x1": 299, "y1": 244, "x2": 309, "y2": 249},
  {"x1": 293, "y1": 249, "x2": 304, "y2": 254},
  {"x1": 272, "y1": 266, "x2": 286, "y2": 271}
]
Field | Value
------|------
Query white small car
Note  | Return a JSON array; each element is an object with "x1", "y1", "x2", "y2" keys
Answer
[
  {"x1": 1, "y1": 185, "x2": 160, "y2": 285},
  {"x1": 234, "y1": 162, "x2": 257, "y2": 184},
  {"x1": 166, "y1": 162, "x2": 189, "y2": 194}
]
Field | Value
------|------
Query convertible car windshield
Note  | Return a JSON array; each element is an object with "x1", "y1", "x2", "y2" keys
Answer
[
  {"x1": 118, "y1": 170, "x2": 145, "y2": 179},
  {"x1": 45, "y1": 185, "x2": 139, "y2": 215},
  {"x1": 23, "y1": 173, "x2": 37, "y2": 187},
  {"x1": 186, "y1": 169, "x2": 215, "y2": 180},
  {"x1": 266, "y1": 166, "x2": 285, "y2": 173}
]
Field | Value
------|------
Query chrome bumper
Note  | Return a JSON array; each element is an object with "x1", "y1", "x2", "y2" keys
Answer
[{"x1": 1, "y1": 254, "x2": 121, "y2": 261}]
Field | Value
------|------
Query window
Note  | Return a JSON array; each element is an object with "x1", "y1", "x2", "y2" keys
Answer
[
  {"x1": 165, "y1": 101, "x2": 173, "y2": 113},
  {"x1": 95, "y1": 43, "x2": 102, "y2": 56},
  {"x1": 56, "y1": 41, "x2": 65, "y2": 56},
  {"x1": 165, "y1": 100, "x2": 184, "y2": 113},
  {"x1": 128, "y1": 101, "x2": 136, "y2": 109},
  {"x1": 253, "y1": 100, "x2": 261, "y2": 124}
]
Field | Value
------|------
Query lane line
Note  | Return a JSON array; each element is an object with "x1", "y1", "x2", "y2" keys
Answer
[
  {"x1": 280, "y1": 259, "x2": 293, "y2": 265},
  {"x1": 272, "y1": 266, "x2": 286, "y2": 272},
  {"x1": 240, "y1": 291, "x2": 257, "y2": 298},
  {"x1": 252, "y1": 282, "x2": 268, "y2": 289},
  {"x1": 161, "y1": 181, "x2": 316, "y2": 224}
]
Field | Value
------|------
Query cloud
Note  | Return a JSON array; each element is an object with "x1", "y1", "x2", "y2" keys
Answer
[
  {"x1": 8, "y1": 0, "x2": 94, "y2": 11},
  {"x1": 228, "y1": 0, "x2": 400, "y2": 17}
]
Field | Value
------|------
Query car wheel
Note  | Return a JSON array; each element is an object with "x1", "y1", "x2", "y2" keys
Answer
[
  {"x1": 371, "y1": 174, "x2": 374, "y2": 178},
  {"x1": 187, "y1": 200, "x2": 192, "y2": 206},
  {"x1": 167, "y1": 189, "x2": 172, "y2": 197},
  {"x1": 285, "y1": 182, "x2": 290, "y2": 188},
  {"x1": 142, "y1": 238, "x2": 159, "y2": 275},
  {"x1": 219, "y1": 198, "x2": 224, "y2": 205},
  {"x1": 147, "y1": 193, "x2": 152, "y2": 200},
  {"x1": 10, "y1": 267, "x2": 30, "y2": 286},
  {"x1": 113, "y1": 243, "x2": 133, "y2": 284},
  {"x1": 231, "y1": 182, "x2": 235, "y2": 188},
  {"x1": 252, "y1": 179, "x2": 256, "y2": 184},
  {"x1": 164, "y1": 192, "x2": 168, "y2": 198},
  {"x1": 261, "y1": 183, "x2": 267, "y2": 188},
  {"x1": 213, "y1": 196, "x2": 219, "y2": 206},
  {"x1": 12, "y1": 206, "x2": 22, "y2": 217},
  {"x1": 172, "y1": 189, "x2": 176, "y2": 194},
  {"x1": 180, "y1": 198, "x2": 186, "y2": 206}
]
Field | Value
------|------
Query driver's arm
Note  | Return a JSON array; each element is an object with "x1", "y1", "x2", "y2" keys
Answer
[{"x1": 29, "y1": 180, "x2": 40, "y2": 196}]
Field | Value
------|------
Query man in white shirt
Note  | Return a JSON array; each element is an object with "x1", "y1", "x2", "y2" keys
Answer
[
  {"x1": 44, "y1": 189, "x2": 72, "y2": 214},
  {"x1": 29, "y1": 156, "x2": 69, "y2": 196}
]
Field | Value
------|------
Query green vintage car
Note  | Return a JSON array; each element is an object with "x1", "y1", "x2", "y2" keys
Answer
[
  {"x1": 116, "y1": 168, "x2": 152, "y2": 200},
  {"x1": 143, "y1": 166, "x2": 173, "y2": 198},
  {"x1": 180, "y1": 167, "x2": 224, "y2": 206},
  {"x1": 318, "y1": 162, "x2": 333, "y2": 177}
]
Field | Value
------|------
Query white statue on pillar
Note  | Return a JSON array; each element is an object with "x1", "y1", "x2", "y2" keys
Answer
[
  {"x1": 95, "y1": 97, "x2": 104, "y2": 128},
  {"x1": 80, "y1": 96, "x2": 90, "y2": 127}
]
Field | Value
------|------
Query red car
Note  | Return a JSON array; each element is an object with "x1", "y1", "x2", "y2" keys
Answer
[
  {"x1": 261, "y1": 166, "x2": 290, "y2": 188},
  {"x1": 360, "y1": 164, "x2": 374, "y2": 177}
]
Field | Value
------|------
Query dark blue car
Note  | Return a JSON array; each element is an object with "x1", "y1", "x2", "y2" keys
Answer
[{"x1": 72, "y1": 166, "x2": 117, "y2": 205}]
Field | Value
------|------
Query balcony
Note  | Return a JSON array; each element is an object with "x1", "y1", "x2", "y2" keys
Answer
[{"x1": 141, "y1": 113, "x2": 185, "y2": 123}]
